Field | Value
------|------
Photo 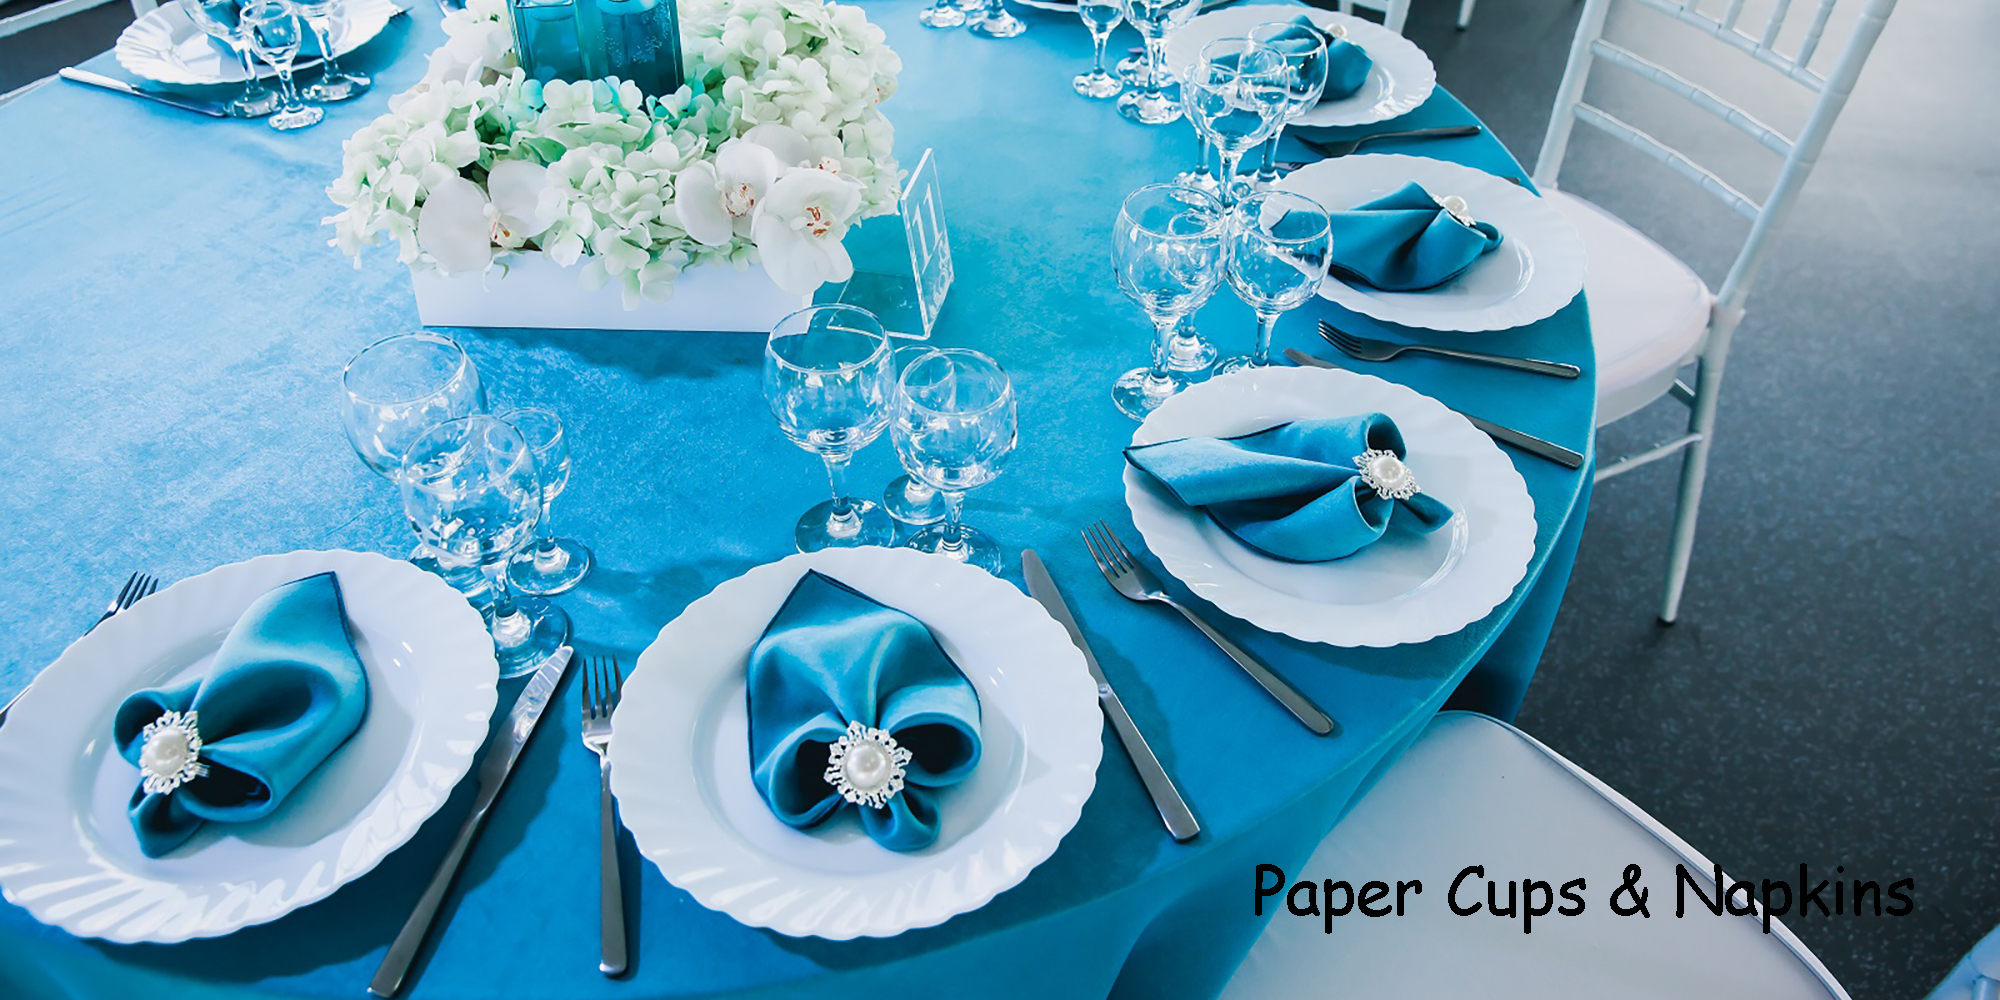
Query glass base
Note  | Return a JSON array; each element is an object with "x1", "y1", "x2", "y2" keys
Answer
[
  {"x1": 968, "y1": 10, "x2": 1026, "y2": 37},
  {"x1": 1118, "y1": 88, "x2": 1181, "y2": 125},
  {"x1": 492, "y1": 596, "x2": 571, "y2": 679},
  {"x1": 796, "y1": 498, "x2": 895, "y2": 552},
  {"x1": 227, "y1": 87, "x2": 281, "y2": 118},
  {"x1": 303, "y1": 71, "x2": 371, "y2": 102},
  {"x1": 1214, "y1": 354, "x2": 1270, "y2": 376},
  {"x1": 1161, "y1": 329, "x2": 1217, "y2": 375},
  {"x1": 906, "y1": 523, "x2": 1002, "y2": 575},
  {"x1": 269, "y1": 103, "x2": 323, "y2": 131},
  {"x1": 409, "y1": 545, "x2": 493, "y2": 604},
  {"x1": 1074, "y1": 69, "x2": 1122, "y2": 99},
  {"x1": 883, "y1": 475, "x2": 947, "y2": 525},
  {"x1": 918, "y1": 4, "x2": 966, "y2": 26},
  {"x1": 1115, "y1": 53, "x2": 1146, "y2": 84},
  {"x1": 1112, "y1": 367, "x2": 1184, "y2": 421},
  {"x1": 1175, "y1": 168, "x2": 1224, "y2": 197},
  {"x1": 508, "y1": 536, "x2": 594, "y2": 595}
]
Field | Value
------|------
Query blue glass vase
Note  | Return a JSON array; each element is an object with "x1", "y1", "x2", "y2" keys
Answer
[
  {"x1": 508, "y1": 0, "x2": 684, "y2": 96},
  {"x1": 511, "y1": 0, "x2": 604, "y2": 82}
]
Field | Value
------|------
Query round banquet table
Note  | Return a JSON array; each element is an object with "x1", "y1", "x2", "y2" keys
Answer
[{"x1": 0, "y1": 2, "x2": 1595, "y2": 997}]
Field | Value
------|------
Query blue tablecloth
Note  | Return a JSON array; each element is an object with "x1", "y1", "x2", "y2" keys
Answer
[{"x1": 0, "y1": 3, "x2": 1594, "y2": 997}]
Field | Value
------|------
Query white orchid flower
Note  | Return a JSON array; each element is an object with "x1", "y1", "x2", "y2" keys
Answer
[
  {"x1": 672, "y1": 124, "x2": 810, "y2": 247},
  {"x1": 751, "y1": 166, "x2": 863, "y2": 295},
  {"x1": 414, "y1": 161, "x2": 559, "y2": 275}
]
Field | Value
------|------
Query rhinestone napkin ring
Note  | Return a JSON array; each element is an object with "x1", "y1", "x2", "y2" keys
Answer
[
  {"x1": 823, "y1": 720, "x2": 914, "y2": 810},
  {"x1": 137, "y1": 710, "x2": 209, "y2": 796},
  {"x1": 1355, "y1": 449, "x2": 1422, "y2": 500}
]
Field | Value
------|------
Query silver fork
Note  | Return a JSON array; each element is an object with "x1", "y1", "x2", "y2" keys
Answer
[
  {"x1": 1082, "y1": 522, "x2": 1336, "y2": 737},
  {"x1": 580, "y1": 655, "x2": 627, "y2": 978},
  {"x1": 0, "y1": 572, "x2": 158, "y2": 727},
  {"x1": 1319, "y1": 321, "x2": 1582, "y2": 379}
]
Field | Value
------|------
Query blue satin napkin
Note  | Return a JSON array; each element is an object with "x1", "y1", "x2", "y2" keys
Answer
[
  {"x1": 1263, "y1": 15, "x2": 1375, "y2": 101},
  {"x1": 111, "y1": 572, "x2": 370, "y2": 858},
  {"x1": 746, "y1": 571, "x2": 981, "y2": 852},
  {"x1": 1327, "y1": 182, "x2": 1505, "y2": 292},
  {"x1": 1125, "y1": 415, "x2": 1455, "y2": 562}
]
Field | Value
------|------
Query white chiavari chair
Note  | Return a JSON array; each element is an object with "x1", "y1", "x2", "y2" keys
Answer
[
  {"x1": 1531, "y1": 0, "x2": 1899, "y2": 621},
  {"x1": 1333, "y1": 0, "x2": 1412, "y2": 35}
]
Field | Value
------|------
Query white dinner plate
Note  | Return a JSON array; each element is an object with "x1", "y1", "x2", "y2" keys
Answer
[
  {"x1": 609, "y1": 546, "x2": 1103, "y2": 940},
  {"x1": 1165, "y1": 5, "x2": 1435, "y2": 127},
  {"x1": 0, "y1": 550, "x2": 498, "y2": 943},
  {"x1": 1279, "y1": 153, "x2": 1587, "y2": 332},
  {"x1": 114, "y1": 0, "x2": 403, "y2": 86},
  {"x1": 1125, "y1": 366, "x2": 1537, "y2": 647}
]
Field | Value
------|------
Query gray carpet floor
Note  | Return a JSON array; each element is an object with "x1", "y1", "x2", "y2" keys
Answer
[{"x1": 3, "y1": 0, "x2": 1993, "y2": 996}]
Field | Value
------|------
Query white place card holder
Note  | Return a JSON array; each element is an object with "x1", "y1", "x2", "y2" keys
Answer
[{"x1": 834, "y1": 147, "x2": 953, "y2": 339}]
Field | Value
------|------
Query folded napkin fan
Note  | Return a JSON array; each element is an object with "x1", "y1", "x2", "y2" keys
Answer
[
  {"x1": 1327, "y1": 182, "x2": 1505, "y2": 292},
  {"x1": 1125, "y1": 414, "x2": 1455, "y2": 563},
  {"x1": 1262, "y1": 15, "x2": 1375, "y2": 102},
  {"x1": 112, "y1": 572, "x2": 369, "y2": 858},
  {"x1": 746, "y1": 571, "x2": 981, "y2": 853}
]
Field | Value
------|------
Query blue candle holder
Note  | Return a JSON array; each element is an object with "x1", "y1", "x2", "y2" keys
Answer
[{"x1": 509, "y1": 0, "x2": 684, "y2": 95}]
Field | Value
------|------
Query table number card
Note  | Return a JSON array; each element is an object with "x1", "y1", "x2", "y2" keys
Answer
[{"x1": 834, "y1": 147, "x2": 953, "y2": 339}]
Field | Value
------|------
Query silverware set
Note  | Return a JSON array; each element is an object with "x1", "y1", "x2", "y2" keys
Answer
[
  {"x1": 580, "y1": 655, "x2": 628, "y2": 978},
  {"x1": 0, "y1": 571, "x2": 158, "y2": 728},
  {"x1": 1318, "y1": 321, "x2": 1582, "y2": 379},
  {"x1": 1294, "y1": 123, "x2": 1483, "y2": 159},
  {"x1": 1284, "y1": 349, "x2": 1586, "y2": 468}
]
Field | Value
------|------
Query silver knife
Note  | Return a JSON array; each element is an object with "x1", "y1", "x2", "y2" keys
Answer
[
  {"x1": 1022, "y1": 551, "x2": 1200, "y2": 842},
  {"x1": 1285, "y1": 349, "x2": 1587, "y2": 469},
  {"x1": 58, "y1": 68, "x2": 230, "y2": 118},
  {"x1": 369, "y1": 646, "x2": 575, "y2": 998}
]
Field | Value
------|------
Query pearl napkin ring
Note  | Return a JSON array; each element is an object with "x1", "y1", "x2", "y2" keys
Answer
[
  {"x1": 1438, "y1": 193, "x2": 1476, "y2": 229},
  {"x1": 138, "y1": 710, "x2": 209, "y2": 796},
  {"x1": 823, "y1": 720, "x2": 914, "y2": 810},
  {"x1": 1354, "y1": 449, "x2": 1422, "y2": 501}
]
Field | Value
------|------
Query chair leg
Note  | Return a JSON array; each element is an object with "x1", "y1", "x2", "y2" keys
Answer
[
  {"x1": 1457, "y1": 0, "x2": 1476, "y2": 29},
  {"x1": 1659, "y1": 351, "x2": 1727, "y2": 624}
]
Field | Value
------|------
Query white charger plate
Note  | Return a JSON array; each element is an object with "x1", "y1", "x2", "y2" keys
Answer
[
  {"x1": 1279, "y1": 153, "x2": 1587, "y2": 332},
  {"x1": 1165, "y1": 5, "x2": 1435, "y2": 127},
  {"x1": 114, "y1": 0, "x2": 403, "y2": 86},
  {"x1": 1125, "y1": 366, "x2": 1536, "y2": 647},
  {"x1": 609, "y1": 546, "x2": 1103, "y2": 940},
  {"x1": 0, "y1": 550, "x2": 498, "y2": 944}
]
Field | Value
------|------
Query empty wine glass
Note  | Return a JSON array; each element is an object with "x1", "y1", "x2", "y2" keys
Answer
[
  {"x1": 918, "y1": 0, "x2": 965, "y2": 28},
  {"x1": 1111, "y1": 183, "x2": 1226, "y2": 420},
  {"x1": 765, "y1": 305, "x2": 896, "y2": 552},
  {"x1": 1247, "y1": 20, "x2": 1331, "y2": 186},
  {"x1": 968, "y1": 0, "x2": 1025, "y2": 38},
  {"x1": 1175, "y1": 72, "x2": 1223, "y2": 198},
  {"x1": 1185, "y1": 38, "x2": 1289, "y2": 206},
  {"x1": 240, "y1": 0, "x2": 322, "y2": 131},
  {"x1": 498, "y1": 407, "x2": 593, "y2": 596},
  {"x1": 296, "y1": 0, "x2": 372, "y2": 102},
  {"x1": 1117, "y1": 0, "x2": 1201, "y2": 125},
  {"x1": 180, "y1": 0, "x2": 280, "y2": 118},
  {"x1": 1074, "y1": 0, "x2": 1124, "y2": 99},
  {"x1": 402, "y1": 416, "x2": 570, "y2": 678},
  {"x1": 893, "y1": 349, "x2": 1017, "y2": 574},
  {"x1": 1217, "y1": 190, "x2": 1333, "y2": 374}
]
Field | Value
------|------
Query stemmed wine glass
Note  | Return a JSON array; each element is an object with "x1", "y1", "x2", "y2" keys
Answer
[
  {"x1": 1074, "y1": 0, "x2": 1124, "y2": 99},
  {"x1": 764, "y1": 305, "x2": 896, "y2": 552},
  {"x1": 918, "y1": 0, "x2": 965, "y2": 28},
  {"x1": 295, "y1": 0, "x2": 372, "y2": 102},
  {"x1": 240, "y1": 0, "x2": 322, "y2": 131},
  {"x1": 968, "y1": 0, "x2": 1026, "y2": 38},
  {"x1": 892, "y1": 349, "x2": 1018, "y2": 574},
  {"x1": 1111, "y1": 183, "x2": 1226, "y2": 420},
  {"x1": 1217, "y1": 190, "x2": 1333, "y2": 374},
  {"x1": 401, "y1": 416, "x2": 570, "y2": 679},
  {"x1": 1184, "y1": 38, "x2": 1289, "y2": 206},
  {"x1": 179, "y1": 0, "x2": 280, "y2": 118},
  {"x1": 497, "y1": 407, "x2": 593, "y2": 596},
  {"x1": 1247, "y1": 20, "x2": 1331, "y2": 186},
  {"x1": 1116, "y1": 0, "x2": 1201, "y2": 125},
  {"x1": 1175, "y1": 68, "x2": 1223, "y2": 198}
]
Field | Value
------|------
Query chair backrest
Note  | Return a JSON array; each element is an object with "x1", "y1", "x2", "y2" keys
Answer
[
  {"x1": 1335, "y1": 0, "x2": 1411, "y2": 36},
  {"x1": 1531, "y1": 0, "x2": 1897, "y2": 318}
]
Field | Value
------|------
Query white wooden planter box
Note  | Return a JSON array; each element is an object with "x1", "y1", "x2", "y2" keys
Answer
[{"x1": 410, "y1": 252, "x2": 810, "y2": 332}]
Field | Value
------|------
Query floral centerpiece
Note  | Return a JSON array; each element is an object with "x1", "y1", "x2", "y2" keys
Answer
[{"x1": 325, "y1": 0, "x2": 903, "y2": 312}]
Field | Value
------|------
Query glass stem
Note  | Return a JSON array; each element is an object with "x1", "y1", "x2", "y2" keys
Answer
[
  {"x1": 485, "y1": 562, "x2": 528, "y2": 647},
  {"x1": 1193, "y1": 133, "x2": 1214, "y2": 180},
  {"x1": 1217, "y1": 148, "x2": 1244, "y2": 205},
  {"x1": 1257, "y1": 125, "x2": 1285, "y2": 182},
  {"x1": 1090, "y1": 29, "x2": 1110, "y2": 75},
  {"x1": 1143, "y1": 34, "x2": 1167, "y2": 99},
  {"x1": 940, "y1": 491, "x2": 968, "y2": 550},
  {"x1": 822, "y1": 453, "x2": 857, "y2": 527},
  {"x1": 1253, "y1": 310, "x2": 1280, "y2": 367},
  {"x1": 904, "y1": 477, "x2": 937, "y2": 504},
  {"x1": 274, "y1": 64, "x2": 299, "y2": 106},
  {"x1": 1148, "y1": 314, "x2": 1178, "y2": 384},
  {"x1": 311, "y1": 20, "x2": 341, "y2": 76},
  {"x1": 234, "y1": 43, "x2": 269, "y2": 97}
]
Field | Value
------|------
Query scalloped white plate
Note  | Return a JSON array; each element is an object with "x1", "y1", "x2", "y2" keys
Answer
[
  {"x1": 1124, "y1": 366, "x2": 1536, "y2": 647},
  {"x1": 0, "y1": 550, "x2": 497, "y2": 944},
  {"x1": 609, "y1": 547, "x2": 1103, "y2": 940},
  {"x1": 1278, "y1": 154, "x2": 1587, "y2": 332},
  {"x1": 114, "y1": 0, "x2": 402, "y2": 86},
  {"x1": 1165, "y1": 5, "x2": 1435, "y2": 127}
]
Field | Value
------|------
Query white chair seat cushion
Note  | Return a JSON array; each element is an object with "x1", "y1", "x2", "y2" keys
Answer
[
  {"x1": 1547, "y1": 190, "x2": 1714, "y2": 426},
  {"x1": 1222, "y1": 712, "x2": 1846, "y2": 1000}
]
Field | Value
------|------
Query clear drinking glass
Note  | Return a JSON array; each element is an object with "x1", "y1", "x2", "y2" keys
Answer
[
  {"x1": 968, "y1": 0, "x2": 1025, "y2": 38},
  {"x1": 180, "y1": 0, "x2": 280, "y2": 118},
  {"x1": 401, "y1": 416, "x2": 570, "y2": 679},
  {"x1": 1185, "y1": 38, "x2": 1289, "y2": 207},
  {"x1": 1217, "y1": 190, "x2": 1333, "y2": 374},
  {"x1": 918, "y1": 0, "x2": 966, "y2": 28},
  {"x1": 1074, "y1": 0, "x2": 1124, "y2": 99},
  {"x1": 498, "y1": 407, "x2": 594, "y2": 596},
  {"x1": 764, "y1": 305, "x2": 897, "y2": 552},
  {"x1": 295, "y1": 0, "x2": 372, "y2": 102},
  {"x1": 1175, "y1": 88, "x2": 1224, "y2": 198},
  {"x1": 1248, "y1": 20, "x2": 1330, "y2": 186},
  {"x1": 1116, "y1": 0, "x2": 1201, "y2": 125},
  {"x1": 892, "y1": 349, "x2": 1017, "y2": 574},
  {"x1": 1111, "y1": 183, "x2": 1226, "y2": 420},
  {"x1": 240, "y1": 0, "x2": 323, "y2": 131}
]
